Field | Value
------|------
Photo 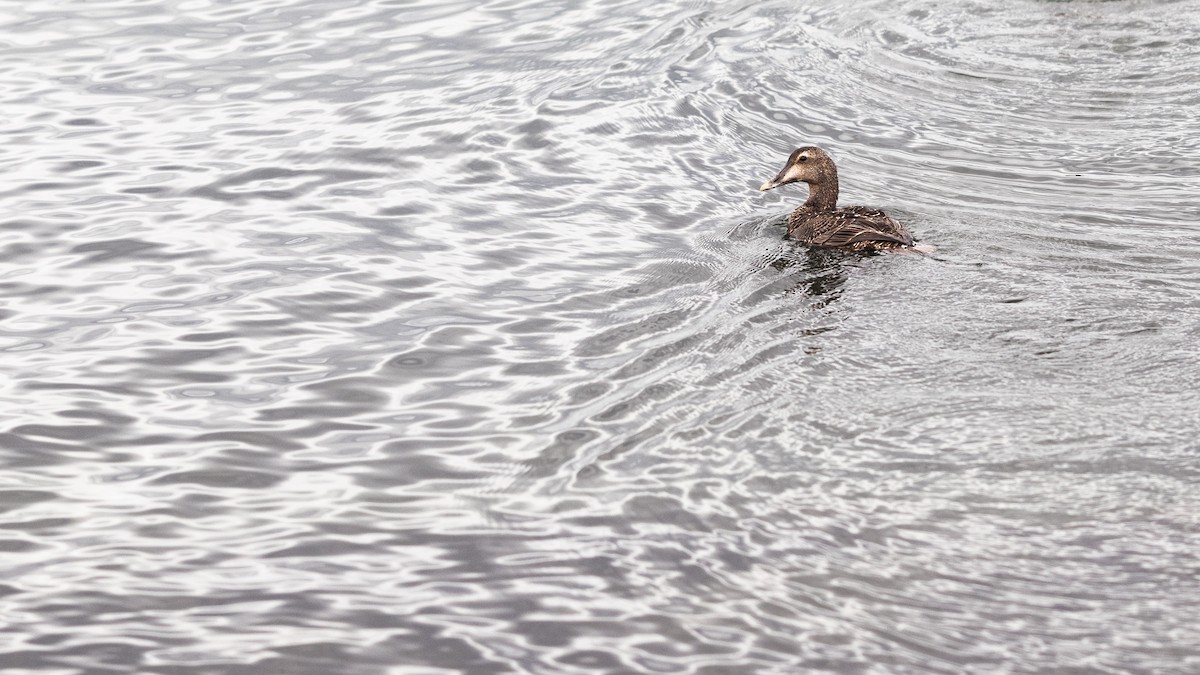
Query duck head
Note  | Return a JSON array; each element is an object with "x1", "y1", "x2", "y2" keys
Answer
[
  {"x1": 759, "y1": 145, "x2": 840, "y2": 210},
  {"x1": 759, "y1": 146, "x2": 837, "y2": 192}
]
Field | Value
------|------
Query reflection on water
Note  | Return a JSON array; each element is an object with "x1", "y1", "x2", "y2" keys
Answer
[
  {"x1": 770, "y1": 247, "x2": 856, "y2": 304},
  {"x1": 2, "y1": 0, "x2": 1200, "y2": 672}
]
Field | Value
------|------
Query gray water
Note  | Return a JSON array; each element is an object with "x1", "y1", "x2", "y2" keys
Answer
[{"x1": 2, "y1": 0, "x2": 1199, "y2": 672}]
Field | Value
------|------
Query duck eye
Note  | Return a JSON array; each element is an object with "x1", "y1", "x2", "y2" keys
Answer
[{"x1": 798, "y1": 155, "x2": 808, "y2": 162}]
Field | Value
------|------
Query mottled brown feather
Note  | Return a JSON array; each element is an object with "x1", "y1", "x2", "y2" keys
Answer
[{"x1": 787, "y1": 205, "x2": 913, "y2": 249}]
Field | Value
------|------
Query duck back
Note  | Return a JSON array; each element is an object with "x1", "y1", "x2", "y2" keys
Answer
[{"x1": 787, "y1": 205, "x2": 914, "y2": 250}]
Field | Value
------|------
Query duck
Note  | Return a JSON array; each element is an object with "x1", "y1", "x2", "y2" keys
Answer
[{"x1": 759, "y1": 146, "x2": 915, "y2": 250}]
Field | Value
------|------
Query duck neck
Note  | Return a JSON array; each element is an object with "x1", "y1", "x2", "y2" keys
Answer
[{"x1": 803, "y1": 165, "x2": 839, "y2": 210}]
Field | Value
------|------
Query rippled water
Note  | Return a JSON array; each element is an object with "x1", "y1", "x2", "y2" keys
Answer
[{"x1": 2, "y1": 0, "x2": 1199, "y2": 672}]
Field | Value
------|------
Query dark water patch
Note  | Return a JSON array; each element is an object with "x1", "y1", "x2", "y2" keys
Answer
[{"x1": 68, "y1": 237, "x2": 184, "y2": 264}]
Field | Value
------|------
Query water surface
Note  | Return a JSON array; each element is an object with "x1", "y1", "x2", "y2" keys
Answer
[{"x1": 2, "y1": 0, "x2": 1199, "y2": 672}]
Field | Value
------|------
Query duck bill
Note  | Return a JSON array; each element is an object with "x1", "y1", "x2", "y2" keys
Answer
[{"x1": 759, "y1": 167, "x2": 791, "y2": 191}]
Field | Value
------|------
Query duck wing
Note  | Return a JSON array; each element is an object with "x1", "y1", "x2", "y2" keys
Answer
[{"x1": 794, "y1": 207, "x2": 913, "y2": 248}]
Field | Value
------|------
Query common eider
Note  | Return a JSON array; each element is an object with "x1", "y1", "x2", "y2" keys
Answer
[{"x1": 760, "y1": 146, "x2": 916, "y2": 251}]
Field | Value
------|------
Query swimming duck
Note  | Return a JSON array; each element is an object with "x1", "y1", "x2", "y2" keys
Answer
[{"x1": 759, "y1": 146, "x2": 914, "y2": 250}]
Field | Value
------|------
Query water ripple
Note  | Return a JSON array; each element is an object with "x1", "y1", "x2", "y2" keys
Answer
[{"x1": 1, "y1": 0, "x2": 1199, "y2": 672}]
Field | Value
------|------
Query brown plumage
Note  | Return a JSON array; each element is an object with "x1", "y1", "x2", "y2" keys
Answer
[{"x1": 759, "y1": 146, "x2": 914, "y2": 251}]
